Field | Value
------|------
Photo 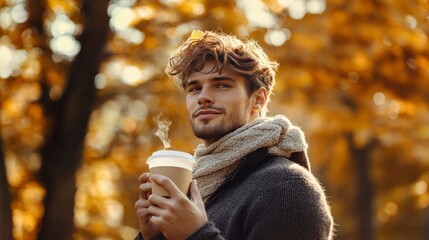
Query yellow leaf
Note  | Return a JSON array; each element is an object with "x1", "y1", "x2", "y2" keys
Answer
[{"x1": 189, "y1": 29, "x2": 204, "y2": 40}]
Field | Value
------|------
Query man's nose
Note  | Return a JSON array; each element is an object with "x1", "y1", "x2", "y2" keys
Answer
[{"x1": 197, "y1": 87, "x2": 214, "y2": 105}]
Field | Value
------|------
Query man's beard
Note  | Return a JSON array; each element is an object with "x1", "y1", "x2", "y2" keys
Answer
[{"x1": 191, "y1": 106, "x2": 249, "y2": 143}]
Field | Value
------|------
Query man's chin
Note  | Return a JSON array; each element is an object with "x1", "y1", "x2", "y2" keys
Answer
[
  {"x1": 195, "y1": 115, "x2": 219, "y2": 124},
  {"x1": 192, "y1": 117, "x2": 218, "y2": 128},
  {"x1": 192, "y1": 124, "x2": 225, "y2": 140}
]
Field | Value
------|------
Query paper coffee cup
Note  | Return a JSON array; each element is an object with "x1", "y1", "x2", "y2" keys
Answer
[{"x1": 147, "y1": 150, "x2": 195, "y2": 197}]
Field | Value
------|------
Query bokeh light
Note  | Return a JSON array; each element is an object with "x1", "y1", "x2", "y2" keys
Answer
[
  {"x1": 10, "y1": 3, "x2": 28, "y2": 23},
  {"x1": 50, "y1": 14, "x2": 76, "y2": 37},
  {"x1": 0, "y1": 39, "x2": 27, "y2": 78},
  {"x1": 238, "y1": 0, "x2": 276, "y2": 28},
  {"x1": 373, "y1": 92, "x2": 386, "y2": 106},
  {"x1": 264, "y1": 29, "x2": 291, "y2": 46},
  {"x1": 109, "y1": 6, "x2": 135, "y2": 31},
  {"x1": 49, "y1": 35, "x2": 81, "y2": 58}
]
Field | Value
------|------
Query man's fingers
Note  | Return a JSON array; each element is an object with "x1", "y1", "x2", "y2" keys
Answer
[
  {"x1": 190, "y1": 180, "x2": 204, "y2": 209},
  {"x1": 139, "y1": 172, "x2": 150, "y2": 183},
  {"x1": 135, "y1": 199, "x2": 150, "y2": 209},
  {"x1": 138, "y1": 172, "x2": 152, "y2": 199},
  {"x1": 149, "y1": 215, "x2": 166, "y2": 231},
  {"x1": 139, "y1": 182, "x2": 152, "y2": 199},
  {"x1": 147, "y1": 202, "x2": 165, "y2": 217},
  {"x1": 150, "y1": 174, "x2": 185, "y2": 199},
  {"x1": 135, "y1": 199, "x2": 152, "y2": 222}
]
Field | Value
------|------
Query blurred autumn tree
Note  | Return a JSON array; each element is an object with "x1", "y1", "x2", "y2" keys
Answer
[{"x1": 0, "y1": 0, "x2": 428, "y2": 240}]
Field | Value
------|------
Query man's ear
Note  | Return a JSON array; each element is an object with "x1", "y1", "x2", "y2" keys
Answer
[{"x1": 251, "y1": 87, "x2": 268, "y2": 113}]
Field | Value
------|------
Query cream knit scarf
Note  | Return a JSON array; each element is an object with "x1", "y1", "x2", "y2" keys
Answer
[{"x1": 193, "y1": 115, "x2": 309, "y2": 201}]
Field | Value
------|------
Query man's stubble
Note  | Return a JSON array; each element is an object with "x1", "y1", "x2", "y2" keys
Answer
[{"x1": 190, "y1": 102, "x2": 250, "y2": 143}]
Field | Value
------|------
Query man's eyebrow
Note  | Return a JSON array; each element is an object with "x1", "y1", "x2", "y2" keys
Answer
[
  {"x1": 184, "y1": 80, "x2": 200, "y2": 89},
  {"x1": 185, "y1": 76, "x2": 235, "y2": 88},
  {"x1": 212, "y1": 76, "x2": 235, "y2": 82}
]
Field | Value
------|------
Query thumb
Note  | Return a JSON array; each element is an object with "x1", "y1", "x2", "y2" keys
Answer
[{"x1": 190, "y1": 180, "x2": 204, "y2": 210}]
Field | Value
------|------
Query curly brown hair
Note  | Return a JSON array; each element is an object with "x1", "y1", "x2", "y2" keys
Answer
[{"x1": 166, "y1": 30, "x2": 279, "y2": 116}]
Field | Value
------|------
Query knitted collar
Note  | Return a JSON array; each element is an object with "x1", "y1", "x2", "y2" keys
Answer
[{"x1": 192, "y1": 115, "x2": 310, "y2": 201}]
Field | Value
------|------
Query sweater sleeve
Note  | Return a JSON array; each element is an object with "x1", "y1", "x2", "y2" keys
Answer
[
  {"x1": 134, "y1": 232, "x2": 142, "y2": 240},
  {"x1": 134, "y1": 232, "x2": 166, "y2": 240},
  {"x1": 135, "y1": 222, "x2": 225, "y2": 240},
  {"x1": 244, "y1": 173, "x2": 334, "y2": 240},
  {"x1": 186, "y1": 221, "x2": 226, "y2": 240}
]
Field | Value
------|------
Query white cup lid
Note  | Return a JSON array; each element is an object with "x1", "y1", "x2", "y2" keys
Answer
[
  {"x1": 148, "y1": 150, "x2": 194, "y2": 160},
  {"x1": 147, "y1": 150, "x2": 195, "y2": 169}
]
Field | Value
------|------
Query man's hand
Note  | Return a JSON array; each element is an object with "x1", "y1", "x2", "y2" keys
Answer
[
  {"x1": 148, "y1": 174, "x2": 208, "y2": 240},
  {"x1": 135, "y1": 173, "x2": 162, "y2": 240}
]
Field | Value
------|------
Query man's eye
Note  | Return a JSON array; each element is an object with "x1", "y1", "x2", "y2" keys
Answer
[
  {"x1": 187, "y1": 87, "x2": 200, "y2": 93},
  {"x1": 217, "y1": 84, "x2": 229, "y2": 88}
]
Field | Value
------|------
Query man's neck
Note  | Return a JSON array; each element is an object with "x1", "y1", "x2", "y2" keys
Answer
[{"x1": 203, "y1": 139, "x2": 217, "y2": 147}]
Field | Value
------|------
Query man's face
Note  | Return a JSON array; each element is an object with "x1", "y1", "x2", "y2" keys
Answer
[{"x1": 185, "y1": 61, "x2": 258, "y2": 145}]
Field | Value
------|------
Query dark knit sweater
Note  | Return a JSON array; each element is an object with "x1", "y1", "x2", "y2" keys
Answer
[{"x1": 136, "y1": 148, "x2": 334, "y2": 240}]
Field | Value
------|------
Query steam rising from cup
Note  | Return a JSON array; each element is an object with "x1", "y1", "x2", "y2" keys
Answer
[{"x1": 154, "y1": 113, "x2": 172, "y2": 149}]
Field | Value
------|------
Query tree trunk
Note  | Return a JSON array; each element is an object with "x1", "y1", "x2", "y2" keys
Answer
[
  {"x1": 348, "y1": 134, "x2": 375, "y2": 240},
  {"x1": 0, "y1": 137, "x2": 13, "y2": 240},
  {"x1": 37, "y1": 0, "x2": 110, "y2": 239}
]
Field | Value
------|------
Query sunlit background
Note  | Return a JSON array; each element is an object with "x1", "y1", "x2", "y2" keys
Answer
[{"x1": 1, "y1": 0, "x2": 428, "y2": 239}]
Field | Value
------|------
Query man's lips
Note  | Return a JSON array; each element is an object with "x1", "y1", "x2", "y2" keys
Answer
[{"x1": 193, "y1": 109, "x2": 223, "y2": 118}]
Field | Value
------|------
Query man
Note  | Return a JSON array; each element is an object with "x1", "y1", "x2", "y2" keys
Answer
[{"x1": 135, "y1": 30, "x2": 334, "y2": 240}]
